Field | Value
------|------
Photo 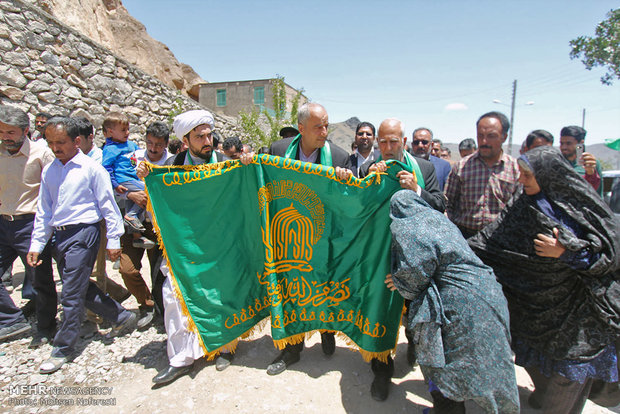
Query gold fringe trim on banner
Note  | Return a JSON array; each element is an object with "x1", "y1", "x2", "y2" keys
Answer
[
  {"x1": 201, "y1": 316, "x2": 272, "y2": 361},
  {"x1": 271, "y1": 328, "x2": 400, "y2": 363}
]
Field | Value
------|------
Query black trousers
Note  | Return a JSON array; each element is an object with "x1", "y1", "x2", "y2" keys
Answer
[
  {"x1": 48, "y1": 223, "x2": 130, "y2": 358},
  {"x1": 280, "y1": 332, "x2": 335, "y2": 354},
  {"x1": 0, "y1": 215, "x2": 55, "y2": 327},
  {"x1": 526, "y1": 366, "x2": 594, "y2": 414}
]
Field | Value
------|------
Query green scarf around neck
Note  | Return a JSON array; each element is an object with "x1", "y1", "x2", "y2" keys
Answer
[
  {"x1": 376, "y1": 151, "x2": 425, "y2": 189},
  {"x1": 187, "y1": 149, "x2": 218, "y2": 165},
  {"x1": 284, "y1": 134, "x2": 332, "y2": 167}
]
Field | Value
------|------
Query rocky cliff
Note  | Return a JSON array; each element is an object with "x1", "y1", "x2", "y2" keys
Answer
[
  {"x1": 0, "y1": 0, "x2": 241, "y2": 143},
  {"x1": 21, "y1": 0, "x2": 204, "y2": 100}
]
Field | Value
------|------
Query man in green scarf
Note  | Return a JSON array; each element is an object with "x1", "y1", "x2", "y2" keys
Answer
[
  {"x1": 266, "y1": 102, "x2": 352, "y2": 375},
  {"x1": 360, "y1": 118, "x2": 445, "y2": 401},
  {"x1": 362, "y1": 118, "x2": 445, "y2": 212},
  {"x1": 268, "y1": 103, "x2": 351, "y2": 167}
]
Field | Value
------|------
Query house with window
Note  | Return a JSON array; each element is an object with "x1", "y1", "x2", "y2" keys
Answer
[{"x1": 198, "y1": 78, "x2": 307, "y2": 118}]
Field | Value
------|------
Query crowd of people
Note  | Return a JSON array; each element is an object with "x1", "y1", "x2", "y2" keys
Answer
[{"x1": 0, "y1": 101, "x2": 618, "y2": 413}]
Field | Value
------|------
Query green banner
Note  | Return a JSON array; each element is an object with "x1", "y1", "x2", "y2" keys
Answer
[
  {"x1": 144, "y1": 155, "x2": 406, "y2": 361},
  {"x1": 605, "y1": 137, "x2": 620, "y2": 151}
]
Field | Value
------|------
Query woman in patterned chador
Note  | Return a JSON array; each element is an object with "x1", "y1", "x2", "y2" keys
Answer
[{"x1": 388, "y1": 190, "x2": 519, "y2": 413}]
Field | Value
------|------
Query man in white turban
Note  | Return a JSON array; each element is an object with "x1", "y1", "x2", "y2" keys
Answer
[
  {"x1": 166, "y1": 110, "x2": 227, "y2": 166},
  {"x1": 139, "y1": 110, "x2": 234, "y2": 386}
]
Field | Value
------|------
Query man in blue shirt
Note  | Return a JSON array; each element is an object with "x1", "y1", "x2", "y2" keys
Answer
[{"x1": 27, "y1": 117, "x2": 137, "y2": 374}]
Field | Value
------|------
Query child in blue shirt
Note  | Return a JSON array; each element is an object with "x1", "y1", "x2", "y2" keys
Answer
[{"x1": 101, "y1": 112, "x2": 149, "y2": 247}]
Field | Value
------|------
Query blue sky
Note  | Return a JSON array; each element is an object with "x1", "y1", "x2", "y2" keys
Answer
[{"x1": 123, "y1": 0, "x2": 619, "y2": 146}]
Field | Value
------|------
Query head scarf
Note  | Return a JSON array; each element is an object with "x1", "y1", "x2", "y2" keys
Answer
[
  {"x1": 173, "y1": 110, "x2": 215, "y2": 139},
  {"x1": 469, "y1": 146, "x2": 620, "y2": 360}
]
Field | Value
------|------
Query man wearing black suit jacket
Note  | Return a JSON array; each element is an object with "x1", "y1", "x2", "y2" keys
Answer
[
  {"x1": 266, "y1": 103, "x2": 351, "y2": 376},
  {"x1": 268, "y1": 104, "x2": 351, "y2": 168},
  {"x1": 359, "y1": 118, "x2": 445, "y2": 401},
  {"x1": 348, "y1": 121, "x2": 381, "y2": 178}
]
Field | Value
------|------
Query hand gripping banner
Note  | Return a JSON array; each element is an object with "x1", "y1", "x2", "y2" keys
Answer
[{"x1": 144, "y1": 155, "x2": 409, "y2": 362}]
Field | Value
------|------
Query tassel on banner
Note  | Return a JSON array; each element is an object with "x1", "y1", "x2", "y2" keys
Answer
[{"x1": 270, "y1": 328, "x2": 399, "y2": 363}]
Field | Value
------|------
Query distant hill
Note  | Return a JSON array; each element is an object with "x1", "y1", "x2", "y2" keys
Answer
[
  {"x1": 441, "y1": 142, "x2": 619, "y2": 167},
  {"x1": 327, "y1": 117, "x2": 360, "y2": 151},
  {"x1": 328, "y1": 117, "x2": 620, "y2": 170}
]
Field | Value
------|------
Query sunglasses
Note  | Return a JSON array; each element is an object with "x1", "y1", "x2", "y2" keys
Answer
[{"x1": 412, "y1": 139, "x2": 429, "y2": 145}]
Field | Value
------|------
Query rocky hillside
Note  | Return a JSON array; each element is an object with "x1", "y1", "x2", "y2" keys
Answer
[
  {"x1": 22, "y1": 0, "x2": 204, "y2": 100},
  {"x1": 328, "y1": 117, "x2": 360, "y2": 151}
]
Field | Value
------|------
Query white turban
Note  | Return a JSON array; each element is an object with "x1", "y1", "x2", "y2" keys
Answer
[{"x1": 173, "y1": 110, "x2": 215, "y2": 139}]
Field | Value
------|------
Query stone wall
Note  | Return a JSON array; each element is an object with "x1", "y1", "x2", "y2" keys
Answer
[{"x1": 0, "y1": 0, "x2": 242, "y2": 144}]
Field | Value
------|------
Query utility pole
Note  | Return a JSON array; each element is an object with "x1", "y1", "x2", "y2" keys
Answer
[
  {"x1": 508, "y1": 79, "x2": 517, "y2": 156},
  {"x1": 582, "y1": 108, "x2": 586, "y2": 128}
]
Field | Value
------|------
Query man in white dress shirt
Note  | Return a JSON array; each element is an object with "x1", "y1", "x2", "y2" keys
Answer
[
  {"x1": 75, "y1": 116, "x2": 131, "y2": 306},
  {"x1": 27, "y1": 117, "x2": 137, "y2": 374}
]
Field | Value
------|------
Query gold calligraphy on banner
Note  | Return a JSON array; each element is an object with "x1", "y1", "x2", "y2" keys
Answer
[
  {"x1": 161, "y1": 160, "x2": 242, "y2": 187},
  {"x1": 256, "y1": 154, "x2": 384, "y2": 189},
  {"x1": 257, "y1": 180, "x2": 325, "y2": 241},
  {"x1": 224, "y1": 295, "x2": 387, "y2": 338},
  {"x1": 224, "y1": 295, "x2": 272, "y2": 329},
  {"x1": 257, "y1": 272, "x2": 350, "y2": 308},
  {"x1": 153, "y1": 154, "x2": 387, "y2": 189}
]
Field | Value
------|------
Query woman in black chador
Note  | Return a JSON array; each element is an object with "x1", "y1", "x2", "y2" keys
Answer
[{"x1": 469, "y1": 145, "x2": 620, "y2": 413}]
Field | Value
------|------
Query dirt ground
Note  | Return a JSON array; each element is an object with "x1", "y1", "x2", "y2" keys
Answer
[{"x1": 2, "y1": 257, "x2": 619, "y2": 414}]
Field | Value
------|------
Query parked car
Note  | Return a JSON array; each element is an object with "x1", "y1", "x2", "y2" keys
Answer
[{"x1": 602, "y1": 170, "x2": 620, "y2": 216}]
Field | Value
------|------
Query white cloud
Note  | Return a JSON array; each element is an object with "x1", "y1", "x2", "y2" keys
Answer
[{"x1": 444, "y1": 103, "x2": 468, "y2": 111}]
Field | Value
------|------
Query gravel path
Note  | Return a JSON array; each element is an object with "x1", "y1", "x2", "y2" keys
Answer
[{"x1": 1, "y1": 258, "x2": 618, "y2": 413}]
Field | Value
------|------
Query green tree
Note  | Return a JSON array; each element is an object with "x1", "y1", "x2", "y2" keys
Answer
[
  {"x1": 570, "y1": 9, "x2": 620, "y2": 85},
  {"x1": 239, "y1": 75, "x2": 304, "y2": 149},
  {"x1": 600, "y1": 158, "x2": 613, "y2": 171},
  {"x1": 167, "y1": 93, "x2": 185, "y2": 139}
]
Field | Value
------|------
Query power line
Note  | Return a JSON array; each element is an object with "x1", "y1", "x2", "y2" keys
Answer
[{"x1": 317, "y1": 81, "x2": 512, "y2": 106}]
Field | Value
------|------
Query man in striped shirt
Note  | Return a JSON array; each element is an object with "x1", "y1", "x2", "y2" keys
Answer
[{"x1": 444, "y1": 112, "x2": 520, "y2": 238}]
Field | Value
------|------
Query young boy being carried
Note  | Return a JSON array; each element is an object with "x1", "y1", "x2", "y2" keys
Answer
[{"x1": 101, "y1": 112, "x2": 152, "y2": 249}]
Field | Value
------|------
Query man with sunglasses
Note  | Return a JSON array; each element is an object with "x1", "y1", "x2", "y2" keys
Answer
[{"x1": 409, "y1": 128, "x2": 452, "y2": 191}]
